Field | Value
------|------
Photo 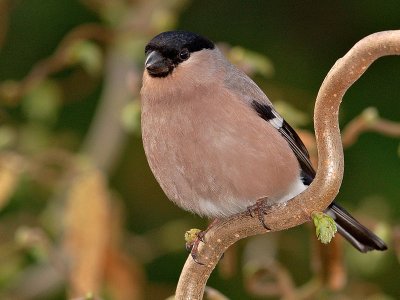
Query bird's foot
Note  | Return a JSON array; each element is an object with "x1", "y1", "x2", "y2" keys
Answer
[
  {"x1": 247, "y1": 197, "x2": 272, "y2": 230},
  {"x1": 185, "y1": 219, "x2": 220, "y2": 265},
  {"x1": 185, "y1": 230, "x2": 206, "y2": 265}
]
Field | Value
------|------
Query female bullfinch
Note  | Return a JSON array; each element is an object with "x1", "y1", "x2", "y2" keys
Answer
[{"x1": 140, "y1": 31, "x2": 387, "y2": 253}]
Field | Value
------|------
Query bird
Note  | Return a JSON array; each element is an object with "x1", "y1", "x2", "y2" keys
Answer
[{"x1": 140, "y1": 30, "x2": 387, "y2": 257}]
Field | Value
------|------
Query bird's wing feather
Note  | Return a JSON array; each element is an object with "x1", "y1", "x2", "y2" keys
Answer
[
  {"x1": 251, "y1": 101, "x2": 316, "y2": 182},
  {"x1": 222, "y1": 62, "x2": 315, "y2": 182}
]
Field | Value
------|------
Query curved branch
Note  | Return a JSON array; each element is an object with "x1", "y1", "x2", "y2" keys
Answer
[{"x1": 176, "y1": 30, "x2": 400, "y2": 299}]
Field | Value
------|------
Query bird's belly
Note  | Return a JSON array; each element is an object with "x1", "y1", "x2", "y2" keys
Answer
[
  {"x1": 141, "y1": 92, "x2": 303, "y2": 218},
  {"x1": 142, "y1": 117, "x2": 303, "y2": 217}
]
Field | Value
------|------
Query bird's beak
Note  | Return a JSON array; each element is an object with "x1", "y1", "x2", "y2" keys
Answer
[{"x1": 145, "y1": 51, "x2": 170, "y2": 77}]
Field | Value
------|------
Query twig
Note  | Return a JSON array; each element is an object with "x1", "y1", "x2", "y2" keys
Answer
[
  {"x1": 1, "y1": 23, "x2": 111, "y2": 103},
  {"x1": 342, "y1": 107, "x2": 400, "y2": 148},
  {"x1": 312, "y1": 236, "x2": 346, "y2": 291},
  {"x1": 80, "y1": 47, "x2": 137, "y2": 172},
  {"x1": 175, "y1": 30, "x2": 400, "y2": 299},
  {"x1": 244, "y1": 261, "x2": 296, "y2": 299},
  {"x1": 20, "y1": 23, "x2": 111, "y2": 95}
]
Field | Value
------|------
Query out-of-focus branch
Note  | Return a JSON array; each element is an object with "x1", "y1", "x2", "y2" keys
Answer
[
  {"x1": 312, "y1": 236, "x2": 346, "y2": 291},
  {"x1": 80, "y1": 48, "x2": 136, "y2": 172},
  {"x1": 244, "y1": 261, "x2": 296, "y2": 299},
  {"x1": 20, "y1": 23, "x2": 111, "y2": 94},
  {"x1": 342, "y1": 107, "x2": 400, "y2": 147},
  {"x1": 176, "y1": 30, "x2": 400, "y2": 299},
  {"x1": 0, "y1": 24, "x2": 111, "y2": 104},
  {"x1": 80, "y1": 0, "x2": 188, "y2": 172}
]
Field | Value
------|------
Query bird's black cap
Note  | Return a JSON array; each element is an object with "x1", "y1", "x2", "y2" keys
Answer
[
  {"x1": 144, "y1": 31, "x2": 215, "y2": 77},
  {"x1": 145, "y1": 31, "x2": 215, "y2": 56}
]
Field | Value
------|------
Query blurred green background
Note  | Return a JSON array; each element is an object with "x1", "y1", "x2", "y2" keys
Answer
[{"x1": 0, "y1": 1, "x2": 399, "y2": 299}]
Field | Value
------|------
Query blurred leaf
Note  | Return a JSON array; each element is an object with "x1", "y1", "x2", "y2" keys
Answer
[
  {"x1": 273, "y1": 100, "x2": 310, "y2": 127},
  {"x1": 0, "y1": 126, "x2": 17, "y2": 150},
  {"x1": 101, "y1": 195, "x2": 144, "y2": 300},
  {"x1": 150, "y1": 0, "x2": 190, "y2": 31},
  {"x1": 1, "y1": 263, "x2": 64, "y2": 300},
  {"x1": 19, "y1": 124, "x2": 51, "y2": 153},
  {"x1": 63, "y1": 166, "x2": 111, "y2": 297},
  {"x1": 104, "y1": 248, "x2": 144, "y2": 300},
  {"x1": 227, "y1": 46, "x2": 274, "y2": 77},
  {"x1": 118, "y1": 37, "x2": 147, "y2": 63},
  {"x1": 120, "y1": 100, "x2": 141, "y2": 134},
  {"x1": 151, "y1": 9, "x2": 179, "y2": 31},
  {"x1": 361, "y1": 107, "x2": 379, "y2": 125},
  {"x1": 14, "y1": 226, "x2": 50, "y2": 263},
  {"x1": 22, "y1": 80, "x2": 62, "y2": 124},
  {"x1": 97, "y1": 2, "x2": 128, "y2": 26},
  {"x1": 0, "y1": 153, "x2": 22, "y2": 211},
  {"x1": 66, "y1": 40, "x2": 103, "y2": 76},
  {"x1": 352, "y1": 250, "x2": 389, "y2": 275},
  {"x1": 0, "y1": 255, "x2": 25, "y2": 289},
  {"x1": 347, "y1": 239, "x2": 388, "y2": 276}
]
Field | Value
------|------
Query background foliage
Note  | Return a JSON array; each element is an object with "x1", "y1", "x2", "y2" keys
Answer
[{"x1": 0, "y1": 1, "x2": 399, "y2": 299}]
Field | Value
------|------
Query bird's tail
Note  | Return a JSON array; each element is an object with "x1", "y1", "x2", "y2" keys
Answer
[{"x1": 326, "y1": 202, "x2": 387, "y2": 252}]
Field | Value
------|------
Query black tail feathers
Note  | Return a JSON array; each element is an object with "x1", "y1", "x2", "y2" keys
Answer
[{"x1": 325, "y1": 202, "x2": 387, "y2": 252}]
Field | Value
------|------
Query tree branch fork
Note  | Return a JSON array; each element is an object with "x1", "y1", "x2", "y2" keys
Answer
[{"x1": 176, "y1": 30, "x2": 400, "y2": 299}]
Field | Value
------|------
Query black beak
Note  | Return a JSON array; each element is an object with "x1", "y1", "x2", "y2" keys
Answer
[{"x1": 145, "y1": 51, "x2": 171, "y2": 77}]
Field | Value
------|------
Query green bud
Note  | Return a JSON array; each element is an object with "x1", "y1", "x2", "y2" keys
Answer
[
  {"x1": 66, "y1": 40, "x2": 103, "y2": 76},
  {"x1": 185, "y1": 228, "x2": 202, "y2": 244},
  {"x1": 312, "y1": 211, "x2": 337, "y2": 244},
  {"x1": 22, "y1": 80, "x2": 62, "y2": 124},
  {"x1": 361, "y1": 107, "x2": 379, "y2": 125}
]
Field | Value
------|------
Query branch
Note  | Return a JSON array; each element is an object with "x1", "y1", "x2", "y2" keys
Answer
[
  {"x1": 0, "y1": 23, "x2": 111, "y2": 104},
  {"x1": 342, "y1": 107, "x2": 400, "y2": 148},
  {"x1": 176, "y1": 30, "x2": 400, "y2": 299}
]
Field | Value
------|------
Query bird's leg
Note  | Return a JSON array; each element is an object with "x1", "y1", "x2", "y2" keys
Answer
[
  {"x1": 186, "y1": 219, "x2": 220, "y2": 265},
  {"x1": 247, "y1": 197, "x2": 272, "y2": 230}
]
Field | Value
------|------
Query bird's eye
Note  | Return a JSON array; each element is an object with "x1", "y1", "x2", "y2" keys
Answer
[{"x1": 179, "y1": 48, "x2": 190, "y2": 61}]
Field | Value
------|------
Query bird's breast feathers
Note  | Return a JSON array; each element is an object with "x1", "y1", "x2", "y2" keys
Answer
[{"x1": 141, "y1": 82, "x2": 305, "y2": 217}]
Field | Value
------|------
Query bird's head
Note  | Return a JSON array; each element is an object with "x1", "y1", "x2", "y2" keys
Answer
[{"x1": 144, "y1": 31, "x2": 215, "y2": 78}]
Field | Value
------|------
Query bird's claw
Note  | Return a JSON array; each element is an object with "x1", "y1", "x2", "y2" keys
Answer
[
  {"x1": 185, "y1": 231, "x2": 206, "y2": 265},
  {"x1": 190, "y1": 251, "x2": 205, "y2": 265},
  {"x1": 185, "y1": 219, "x2": 222, "y2": 264},
  {"x1": 247, "y1": 197, "x2": 272, "y2": 230}
]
